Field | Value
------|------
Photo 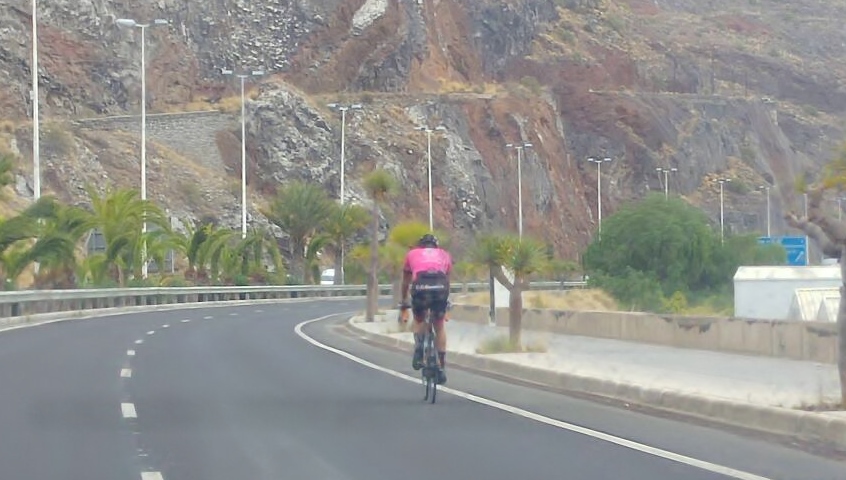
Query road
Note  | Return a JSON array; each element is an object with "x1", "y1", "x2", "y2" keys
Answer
[{"x1": 0, "y1": 299, "x2": 844, "y2": 480}]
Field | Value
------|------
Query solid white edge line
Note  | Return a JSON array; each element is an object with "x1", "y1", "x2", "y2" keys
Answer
[
  {"x1": 141, "y1": 472, "x2": 164, "y2": 480},
  {"x1": 293, "y1": 314, "x2": 773, "y2": 480},
  {"x1": 120, "y1": 368, "x2": 132, "y2": 378},
  {"x1": 121, "y1": 402, "x2": 137, "y2": 419}
]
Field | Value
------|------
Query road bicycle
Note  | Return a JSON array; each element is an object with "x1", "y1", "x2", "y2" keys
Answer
[{"x1": 398, "y1": 294, "x2": 445, "y2": 404}]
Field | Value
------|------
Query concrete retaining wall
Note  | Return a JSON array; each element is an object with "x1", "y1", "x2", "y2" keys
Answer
[{"x1": 450, "y1": 304, "x2": 838, "y2": 364}]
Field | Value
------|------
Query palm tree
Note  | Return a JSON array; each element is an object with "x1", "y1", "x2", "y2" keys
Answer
[
  {"x1": 324, "y1": 203, "x2": 370, "y2": 285},
  {"x1": 21, "y1": 203, "x2": 95, "y2": 288},
  {"x1": 85, "y1": 186, "x2": 169, "y2": 285},
  {"x1": 234, "y1": 227, "x2": 286, "y2": 284},
  {"x1": 362, "y1": 168, "x2": 398, "y2": 321},
  {"x1": 0, "y1": 195, "x2": 61, "y2": 287},
  {"x1": 473, "y1": 233, "x2": 548, "y2": 347},
  {"x1": 263, "y1": 181, "x2": 334, "y2": 284},
  {"x1": 384, "y1": 220, "x2": 449, "y2": 302}
]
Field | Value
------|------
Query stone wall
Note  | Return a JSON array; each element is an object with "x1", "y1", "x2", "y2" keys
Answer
[{"x1": 72, "y1": 111, "x2": 237, "y2": 171}]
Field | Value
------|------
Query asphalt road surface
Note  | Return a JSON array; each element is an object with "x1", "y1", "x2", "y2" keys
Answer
[{"x1": 1, "y1": 299, "x2": 845, "y2": 480}]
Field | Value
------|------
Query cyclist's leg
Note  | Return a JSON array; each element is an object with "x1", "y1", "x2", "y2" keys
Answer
[
  {"x1": 410, "y1": 291, "x2": 427, "y2": 370},
  {"x1": 432, "y1": 294, "x2": 449, "y2": 384}
]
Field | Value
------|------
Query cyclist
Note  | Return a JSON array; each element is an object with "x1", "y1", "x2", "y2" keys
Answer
[{"x1": 399, "y1": 233, "x2": 453, "y2": 385}]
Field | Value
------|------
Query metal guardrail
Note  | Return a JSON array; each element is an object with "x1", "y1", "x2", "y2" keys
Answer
[{"x1": 0, "y1": 281, "x2": 586, "y2": 319}]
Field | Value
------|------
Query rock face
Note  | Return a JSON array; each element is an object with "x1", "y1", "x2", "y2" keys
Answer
[{"x1": 2, "y1": 0, "x2": 846, "y2": 261}]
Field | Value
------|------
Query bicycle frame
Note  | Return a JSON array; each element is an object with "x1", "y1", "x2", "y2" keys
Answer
[{"x1": 421, "y1": 306, "x2": 439, "y2": 403}]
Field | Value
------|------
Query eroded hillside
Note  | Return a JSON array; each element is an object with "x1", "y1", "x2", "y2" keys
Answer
[{"x1": 1, "y1": 0, "x2": 845, "y2": 260}]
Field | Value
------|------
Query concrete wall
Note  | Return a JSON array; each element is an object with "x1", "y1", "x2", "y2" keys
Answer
[
  {"x1": 72, "y1": 111, "x2": 237, "y2": 171},
  {"x1": 450, "y1": 304, "x2": 838, "y2": 364}
]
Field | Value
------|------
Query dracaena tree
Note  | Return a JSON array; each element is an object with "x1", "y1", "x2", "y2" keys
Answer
[{"x1": 784, "y1": 152, "x2": 846, "y2": 405}]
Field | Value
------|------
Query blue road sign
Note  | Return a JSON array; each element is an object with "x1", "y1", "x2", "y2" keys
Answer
[{"x1": 757, "y1": 236, "x2": 807, "y2": 266}]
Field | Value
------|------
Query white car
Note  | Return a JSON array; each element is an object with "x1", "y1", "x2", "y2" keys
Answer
[{"x1": 320, "y1": 269, "x2": 335, "y2": 285}]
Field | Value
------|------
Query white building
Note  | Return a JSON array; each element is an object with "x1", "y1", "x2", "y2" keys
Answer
[{"x1": 733, "y1": 266, "x2": 841, "y2": 320}]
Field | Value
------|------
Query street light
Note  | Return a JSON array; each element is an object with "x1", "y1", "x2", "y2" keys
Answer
[
  {"x1": 656, "y1": 167, "x2": 678, "y2": 199},
  {"x1": 222, "y1": 68, "x2": 265, "y2": 239},
  {"x1": 757, "y1": 185, "x2": 771, "y2": 237},
  {"x1": 327, "y1": 103, "x2": 363, "y2": 205},
  {"x1": 31, "y1": 0, "x2": 40, "y2": 202},
  {"x1": 416, "y1": 125, "x2": 447, "y2": 231},
  {"x1": 718, "y1": 178, "x2": 731, "y2": 243},
  {"x1": 506, "y1": 142, "x2": 533, "y2": 238},
  {"x1": 327, "y1": 103, "x2": 362, "y2": 285},
  {"x1": 116, "y1": 17, "x2": 169, "y2": 279},
  {"x1": 587, "y1": 157, "x2": 612, "y2": 238}
]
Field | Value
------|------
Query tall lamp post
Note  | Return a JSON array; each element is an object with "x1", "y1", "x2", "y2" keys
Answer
[
  {"x1": 718, "y1": 178, "x2": 731, "y2": 244},
  {"x1": 757, "y1": 185, "x2": 771, "y2": 237},
  {"x1": 31, "y1": 0, "x2": 40, "y2": 202},
  {"x1": 116, "y1": 17, "x2": 169, "y2": 279},
  {"x1": 506, "y1": 142, "x2": 533, "y2": 238},
  {"x1": 327, "y1": 102, "x2": 362, "y2": 285},
  {"x1": 417, "y1": 125, "x2": 447, "y2": 231},
  {"x1": 222, "y1": 68, "x2": 264, "y2": 239},
  {"x1": 656, "y1": 167, "x2": 678, "y2": 199},
  {"x1": 587, "y1": 157, "x2": 612, "y2": 238}
]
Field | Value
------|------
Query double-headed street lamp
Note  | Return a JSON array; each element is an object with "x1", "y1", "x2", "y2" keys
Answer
[
  {"x1": 587, "y1": 157, "x2": 612, "y2": 238},
  {"x1": 417, "y1": 125, "x2": 447, "y2": 231},
  {"x1": 327, "y1": 103, "x2": 363, "y2": 205},
  {"x1": 222, "y1": 68, "x2": 265, "y2": 239},
  {"x1": 327, "y1": 103, "x2": 363, "y2": 285},
  {"x1": 506, "y1": 142, "x2": 532, "y2": 238},
  {"x1": 116, "y1": 17, "x2": 169, "y2": 279},
  {"x1": 717, "y1": 177, "x2": 731, "y2": 243},
  {"x1": 656, "y1": 167, "x2": 677, "y2": 199}
]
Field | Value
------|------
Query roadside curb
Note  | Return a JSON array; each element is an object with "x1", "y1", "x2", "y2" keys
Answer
[{"x1": 346, "y1": 316, "x2": 846, "y2": 452}]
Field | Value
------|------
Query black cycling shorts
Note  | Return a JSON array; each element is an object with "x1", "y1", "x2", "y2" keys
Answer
[{"x1": 410, "y1": 271, "x2": 449, "y2": 321}]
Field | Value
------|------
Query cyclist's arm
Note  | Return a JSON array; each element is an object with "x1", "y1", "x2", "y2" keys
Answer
[{"x1": 400, "y1": 256, "x2": 413, "y2": 304}]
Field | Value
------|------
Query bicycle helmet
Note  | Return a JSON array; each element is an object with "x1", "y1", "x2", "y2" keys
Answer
[{"x1": 418, "y1": 233, "x2": 439, "y2": 248}]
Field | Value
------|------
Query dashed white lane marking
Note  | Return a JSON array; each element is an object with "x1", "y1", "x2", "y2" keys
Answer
[
  {"x1": 127, "y1": 350, "x2": 136, "y2": 356},
  {"x1": 255, "y1": 309, "x2": 264, "y2": 313},
  {"x1": 146, "y1": 330, "x2": 155, "y2": 335},
  {"x1": 181, "y1": 319, "x2": 190, "y2": 323},
  {"x1": 203, "y1": 316, "x2": 213, "y2": 320},
  {"x1": 134, "y1": 339, "x2": 144, "y2": 345},
  {"x1": 229, "y1": 312, "x2": 238, "y2": 316},
  {"x1": 294, "y1": 314, "x2": 773, "y2": 480},
  {"x1": 120, "y1": 368, "x2": 132, "y2": 378},
  {"x1": 121, "y1": 403, "x2": 138, "y2": 419},
  {"x1": 141, "y1": 472, "x2": 164, "y2": 480},
  {"x1": 162, "y1": 324, "x2": 170, "y2": 328}
]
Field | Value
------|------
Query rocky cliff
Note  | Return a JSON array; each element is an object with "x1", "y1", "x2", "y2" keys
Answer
[{"x1": 2, "y1": 0, "x2": 845, "y2": 261}]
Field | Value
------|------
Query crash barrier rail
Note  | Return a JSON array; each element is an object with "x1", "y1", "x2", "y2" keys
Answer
[{"x1": 0, "y1": 281, "x2": 586, "y2": 319}]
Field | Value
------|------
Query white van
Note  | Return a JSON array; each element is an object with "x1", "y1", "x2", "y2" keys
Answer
[{"x1": 320, "y1": 268, "x2": 335, "y2": 285}]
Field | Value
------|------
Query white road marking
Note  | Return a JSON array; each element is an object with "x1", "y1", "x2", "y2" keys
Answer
[
  {"x1": 181, "y1": 319, "x2": 190, "y2": 323},
  {"x1": 255, "y1": 309, "x2": 264, "y2": 313},
  {"x1": 203, "y1": 316, "x2": 213, "y2": 320},
  {"x1": 229, "y1": 312, "x2": 238, "y2": 316},
  {"x1": 146, "y1": 330, "x2": 155, "y2": 335},
  {"x1": 294, "y1": 314, "x2": 774, "y2": 480},
  {"x1": 127, "y1": 350, "x2": 136, "y2": 356},
  {"x1": 141, "y1": 472, "x2": 164, "y2": 480},
  {"x1": 120, "y1": 368, "x2": 132, "y2": 378},
  {"x1": 134, "y1": 339, "x2": 144, "y2": 345},
  {"x1": 121, "y1": 403, "x2": 137, "y2": 419},
  {"x1": 162, "y1": 324, "x2": 170, "y2": 328}
]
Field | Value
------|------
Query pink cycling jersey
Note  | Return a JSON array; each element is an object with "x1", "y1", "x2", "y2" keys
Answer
[{"x1": 403, "y1": 247, "x2": 453, "y2": 281}]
